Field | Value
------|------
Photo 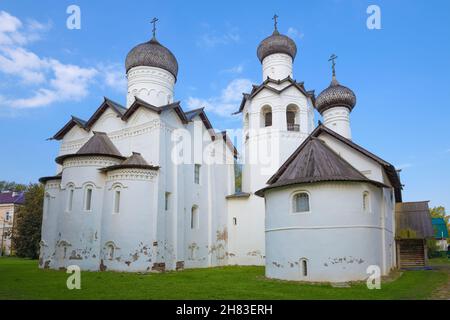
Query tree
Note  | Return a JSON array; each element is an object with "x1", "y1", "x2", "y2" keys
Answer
[
  {"x1": 0, "y1": 181, "x2": 27, "y2": 192},
  {"x1": 12, "y1": 183, "x2": 44, "y2": 259},
  {"x1": 429, "y1": 206, "x2": 449, "y2": 244},
  {"x1": 430, "y1": 206, "x2": 446, "y2": 219}
]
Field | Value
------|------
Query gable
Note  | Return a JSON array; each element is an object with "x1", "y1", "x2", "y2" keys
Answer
[
  {"x1": 318, "y1": 132, "x2": 386, "y2": 184},
  {"x1": 89, "y1": 107, "x2": 125, "y2": 133}
]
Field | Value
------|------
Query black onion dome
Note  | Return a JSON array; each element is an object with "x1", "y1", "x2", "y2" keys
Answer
[
  {"x1": 257, "y1": 30, "x2": 297, "y2": 62},
  {"x1": 125, "y1": 38, "x2": 178, "y2": 80},
  {"x1": 315, "y1": 77, "x2": 356, "y2": 114}
]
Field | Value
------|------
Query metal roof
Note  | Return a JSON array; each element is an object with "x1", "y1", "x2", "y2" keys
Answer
[
  {"x1": 55, "y1": 132, "x2": 125, "y2": 165},
  {"x1": 395, "y1": 201, "x2": 434, "y2": 239},
  {"x1": 125, "y1": 38, "x2": 178, "y2": 79},
  {"x1": 256, "y1": 136, "x2": 388, "y2": 196}
]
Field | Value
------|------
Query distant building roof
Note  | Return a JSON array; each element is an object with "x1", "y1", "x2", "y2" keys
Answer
[
  {"x1": 395, "y1": 201, "x2": 434, "y2": 239},
  {"x1": 431, "y1": 217, "x2": 449, "y2": 239},
  {"x1": 255, "y1": 136, "x2": 387, "y2": 196},
  {"x1": 0, "y1": 191, "x2": 25, "y2": 205}
]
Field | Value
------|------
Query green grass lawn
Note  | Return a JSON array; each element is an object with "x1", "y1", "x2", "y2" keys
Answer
[{"x1": 0, "y1": 257, "x2": 447, "y2": 300}]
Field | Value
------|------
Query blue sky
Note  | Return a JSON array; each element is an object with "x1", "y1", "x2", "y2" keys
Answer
[{"x1": 0, "y1": 0, "x2": 449, "y2": 210}]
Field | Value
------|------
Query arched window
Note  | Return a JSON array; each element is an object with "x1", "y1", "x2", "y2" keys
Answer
[
  {"x1": 113, "y1": 188, "x2": 121, "y2": 214},
  {"x1": 260, "y1": 105, "x2": 272, "y2": 127},
  {"x1": 363, "y1": 191, "x2": 370, "y2": 212},
  {"x1": 286, "y1": 104, "x2": 300, "y2": 131},
  {"x1": 293, "y1": 192, "x2": 310, "y2": 213},
  {"x1": 300, "y1": 258, "x2": 308, "y2": 277},
  {"x1": 84, "y1": 185, "x2": 93, "y2": 211},
  {"x1": 191, "y1": 205, "x2": 199, "y2": 229},
  {"x1": 66, "y1": 186, "x2": 74, "y2": 212},
  {"x1": 107, "y1": 244, "x2": 115, "y2": 260},
  {"x1": 104, "y1": 241, "x2": 119, "y2": 260}
]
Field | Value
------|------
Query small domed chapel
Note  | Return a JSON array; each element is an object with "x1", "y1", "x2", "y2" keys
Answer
[{"x1": 39, "y1": 17, "x2": 426, "y2": 282}]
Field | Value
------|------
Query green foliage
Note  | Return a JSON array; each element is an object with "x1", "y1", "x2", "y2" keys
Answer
[
  {"x1": 12, "y1": 184, "x2": 44, "y2": 259},
  {"x1": 429, "y1": 206, "x2": 450, "y2": 240},
  {"x1": 0, "y1": 258, "x2": 447, "y2": 300},
  {"x1": 430, "y1": 206, "x2": 446, "y2": 219},
  {"x1": 0, "y1": 181, "x2": 27, "y2": 192},
  {"x1": 398, "y1": 228, "x2": 418, "y2": 239},
  {"x1": 427, "y1": 238, "x2": 439, "y2": 258}
]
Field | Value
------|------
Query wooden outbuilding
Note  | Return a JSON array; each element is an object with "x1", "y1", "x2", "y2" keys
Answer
[{"x1": 395, "y1": 201, "x2": 434, "y2": 268}]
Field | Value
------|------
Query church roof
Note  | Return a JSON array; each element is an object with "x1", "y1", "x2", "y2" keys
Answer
[
  {"x1": 233, "y1": 76, "x2": 315, "y2": 115},
  {"x1": 100, "y1": 152, "x2": 159, "y2": 172},
  {"x1": 52, "y1": 97, "x2": 238, "y2": 159},
  {"x1": 255, "y1": 135, "x2": 388, "y2": 196},
  {"x1": 39, "y1": 172, "x2": 62, "y2": 184},
  {"x1": 395, "y1": 201, "x2": 434, "y2": 239},
  {"x1": 257, "y1": 29, "x2": 297, "y2": 62},
  {"x1": 256, "y1": 125, "x2": 402, "y2": 199},
  {"x1": 316, "y1": 76, "x2": 357, "y2": 114},
  {"x1": 125, "y1": 38, "x2": 178, "y2": 80},
  {"x1": 55, "y1": 132, "x2": 125, "y2": 165}
]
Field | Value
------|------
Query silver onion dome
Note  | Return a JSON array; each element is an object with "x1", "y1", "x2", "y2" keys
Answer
[
  {"x1": 125, "y1": 37, "x2": 179, "y2": 80},
  {"x1": 316, "y1": 76, "x2": 356, "y2": 114},
  {"x1": 257, "y1": 29, "x2": 297, "y2": 63}
]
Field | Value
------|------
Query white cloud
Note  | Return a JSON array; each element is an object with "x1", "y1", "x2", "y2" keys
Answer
[
  {"x1": 98, "y1": 63, "x2": 127, "y2": 93},
  {"x1": 197, "y1": 25, "x2": 240, "y2": 48},
  {"x1": 220, "y1": 64, "x2": 244, "y2": 74},
  {"x1": 397, "y1": 163, "x2": 414, "y2": 170},
  {"x1": 186, "y1": 78, "x2": 252, "y2": 117},
  {"x1": 0, "y1": 11, "x2": 122, "y2": 109},
  {"x1": 287, "y1": 27, "x2": 304, "y2": 40}
]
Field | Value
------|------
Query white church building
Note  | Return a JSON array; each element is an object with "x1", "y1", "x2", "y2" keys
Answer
[{"x1": 39, "y1": 18, "x2": 405, "y2": 282}]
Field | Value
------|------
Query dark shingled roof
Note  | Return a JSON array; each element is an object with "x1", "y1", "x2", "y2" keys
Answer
[
  {"x1": 255, "y1": 137, "x2": 388, "y2": 196},
  {"x1": 233, "y1": 77, "x2": 315, "y2": 115},
  {"x1": 53, "y1": 98, "x2": 238, "y2": 159},
  {"x1": 395, "y1": 201, "x2": 434, "y2": 239},
  {"x1": 316, "y1": 76, "x2": 357, "y2": 114},
  {"x1": 257, "y1": 29, "x2": 297, "y2": 62},
  {"x1": 55, "y1": 132, "x2": 125, "y2": 165},
  {"x1": 39, "y1": 172, "x2": 62, "y2": 184},
  {"x1": 0, "y1": 191, "x2": 25, "y2": 205},
  {"x1": 100, "y1": 152, "x2": 159, "y2": 172},
  {"x1": 125, "y1": 38, "x2": 178, "y2": 80}
]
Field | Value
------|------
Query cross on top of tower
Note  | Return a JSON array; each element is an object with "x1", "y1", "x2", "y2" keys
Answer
[
  {"x1": 272, "y1": 14, "x2": 279, "y2": 31},
  {"x1": 151, "y1": 17, "x2": 159, "y2": 39},
  {"x1": 329, "y1": 54, "x2": 338, "y2": 78}
]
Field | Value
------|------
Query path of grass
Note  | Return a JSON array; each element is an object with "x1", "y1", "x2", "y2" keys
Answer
[{"x1": 0, "y1": 257, "x2": 447, "y2": 300}]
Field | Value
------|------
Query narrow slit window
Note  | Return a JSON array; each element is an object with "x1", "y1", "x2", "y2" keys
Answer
[
  {"x1": 264, "y1": 111, "x2": 272, "y2": 127},
  {"x1": 85, "y1": 187, "x2": 93, "y2": 211},
  {"x1": 233, "y1": 217, "x2": 237, "y2": 226},
  {"x1": 363, "y1": 192, "x2": 370, "y2": 212},
  {"x1": 191, "y1": 206, "x2": 198, "y2": 229},
  {"x1": 114, "y1": 190, "x2": 121, "y2": 214},
  {"x1": 194, "y1": 164, "x2": 201, "y2": 184},
  {"x1": 165, "y1": 192, "x2": 170, "y2": 211},
  {"x1": 67, "y1": 188, "x2": 74, "y2": 212},
  {"x1": 302, "y1": 259, "x2": 308, "y2": 276}
]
